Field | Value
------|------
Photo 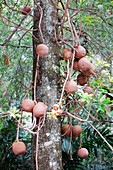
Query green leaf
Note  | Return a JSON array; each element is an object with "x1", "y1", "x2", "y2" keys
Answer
[
  {"x1": 0, "y1": 120, "x2": 3, "y2": 130},
  {"x1": 98, "y1": 104, "x2": 105, "y2": 112},
  {"x1": 58, "y1": 2, "x2": 62, "y2": 8}
]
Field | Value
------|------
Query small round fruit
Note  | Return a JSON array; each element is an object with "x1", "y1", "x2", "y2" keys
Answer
[
  {"x1": 61, "y1": 124, "x2": 71, "y2": 137},
  {"x1": 21, "y1": 5, "x2": 31, "y2": 15},
  {"x1": 33, "y1": 102, "x2": 47, "y2": 117},
  {"x1": 83, "y1": 86, "x2": 94, "y2": 94},
  {"x1": 75, "y1": 45, "x2": 86, "y2": 59},
  {"x1": 72, "y1": 125, "x2": 82, "y2": 137},
  {"x1": 65, "y1": 79, "x2": 78, "y2": 94},
  {"x1": 77, "y1": 73, "x2": 89, "y2": 86},
  {"x1": 12, "y1": 141, "x2": 26, "y2": 155},
  {"x1": 78, "y1": 148, "x2": 89, "y2": 158},
  {"x1": 62, "y1": 48, "x2": 72, "y2": 60},
  {"x1": 36, "y1": 44, "x2": 48, "y2": 57},
  {"x1": 22, "y1": 99, "x2": 35, "y2": 112}
]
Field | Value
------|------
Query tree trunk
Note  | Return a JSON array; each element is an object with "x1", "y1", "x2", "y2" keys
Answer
[{"x1": 32, "y1": 0, "x2": 62, "y2": 170}]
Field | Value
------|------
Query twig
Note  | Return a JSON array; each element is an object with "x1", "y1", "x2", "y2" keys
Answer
[
  {"x1": 59, "y1": 59, "x2": 70, "y2": 106},
  {"x1": 35, "y1": 116, "x2": 46, "y2": 170},
  {"x1": 18, "y1": 25, "x2": 33, "y2": 45},
  {"x1": 34, "y1": 55, "x2": 39, "y2": 102},
  {"x1": 65, "y1": 111, "x2": 86, "y2": 122},
  {"x1": 36, "y1": 130, "x2": 39, "y2": 170},
  {"x1": 2, "y1": 44, "x2": 32, "y2": 48},
  {"x1": 87, "y1": 121, "x2": 113, "y2": 152},
  {"x1": 66, "y1": 6, "x2": 76, "y2": 79},
  {"x1": 4, "y1": 0, "x2": 33, "y2": 17},
  {"x1": 16, "y1": 119, "x2": 20, "y2": 141},
  {"x1": 1, "y1": 15, "x2": 31, "y2": 46},
  {"x1": 19, "y1": 123, "x2": 37, "y2": 134},
  {"x1": 35, "y1": 1, "x2": 45, "y2": 43},
  {"x1": 0, "y1": 115, "x2": 9, "y2": 119},
  {"x1": 23, "y1": 82, "x2": 33, "y2": 99}
]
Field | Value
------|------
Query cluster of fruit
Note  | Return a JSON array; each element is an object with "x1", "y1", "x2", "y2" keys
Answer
[
  {"x1": 12, "y1": 43, "x2": 92, "y2": 158},
  {"x1": 62, "y1": 45, "x2": 96, "y2": 94},
  {"x1": 62, "y1": 124, "x2": 89, "y2": 158},
  {"x1": 12, "y1": 98, "x2": 48, "y2": 155},
  {"x1": 22, "y1": 99, "x2": 47, "y2": 117}
]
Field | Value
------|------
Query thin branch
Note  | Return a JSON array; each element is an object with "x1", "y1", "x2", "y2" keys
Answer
[
  {"x1": 59, "y1": 59, "x2": 70, "y2": 106},
  {"x1": 16, "y1": 119, "x2": 20, "y2": 141},
  {"x1": 1, "y1": 15, "x2": 31, "y2": 46},
  {"x1": 36, "y1": 130, "x2": 39, "y2": 170},
  {"x1": 65, "y1": 111, "x2": 87, "y2": 122},
  {"x1": 87, "y1": 121, "x2": 113, "y2": 152},
  {"x1": 34, "y1": 55, "x2": 39, "y2": 102}
]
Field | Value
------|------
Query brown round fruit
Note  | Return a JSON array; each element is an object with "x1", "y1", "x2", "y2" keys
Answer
[
  {"x1": 21, "y1": 5, "x2": 31, "y2": 15},
  {"x1": 62, "y1": 48, "x2": 72, "y2": 60},
  {"x1": 82, "y1": 63, "x2": 95, "y2": 76},
  {"x1": 73, "y1": 61, "x2": 79, "y2": 71},
  {"x1": 36, "y1": 44, "x2": 48, "y2": 57},
  {"x1": 22, "y1": 99, "x2": 35, "y2": 112},
  {"x1": 12, "y1": 141, "x2": 26, "y2": 155},
  {"x1": 65, "y1": 79, "x2": 78, "y2": 94},
  {"x1": 61, "y1": 124, "x2": 71, "y2": 137},
  {"x1": 75, "y1": 45, "x2": 86, "y2": 59},
  {"x1": 78, "y1": 57, "x2": 92, "y2": 72},
  {"x1": 83, "y1": 86, "x2": 94, "y2": 94},
  {"x1": 78, "y1": 148, "x2": 89, "y2": 158},
  {"x1": 77, "y1": 73, "x2": 89, "y2": 86},
  {"x1": 72, "y1": 125, "x2": 82, "y2": 137},
  {"x1": 33, "y1": 102, "x2": 47, "y2": 117}
]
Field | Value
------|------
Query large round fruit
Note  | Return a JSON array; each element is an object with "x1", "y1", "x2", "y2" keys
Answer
[
  {"x1": 65, "y1": 79, "x2": 78, "y2": 94},
  {"x1": 75, "y1": 45, "x2": 86, "y2": 59},
  {"x1": 61, "y1": 124, "x2": 71, "y2": 137},
  {"x1": 36, "y1": 44, "x2": 48, "y2": 57},
  {"x1": 72, "y1": 125, "x2": 82, "y2": 137},
  {"x1": 22, "y1": 99, "x2": 35, "y2": 112},
  {"x1": 78, "y1": 148, "x2": 89, "y2": 158},
  {"x1": 12, "y1": 141, "x2": 26, "y2": 155},
  {"x1": 33, "y1": 102, "x2": 47, "y2": 117}
]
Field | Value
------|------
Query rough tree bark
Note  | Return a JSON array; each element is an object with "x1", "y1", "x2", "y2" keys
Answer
[{"x1": 32, "y1": 0, "x2": 62, "y2": 170}]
